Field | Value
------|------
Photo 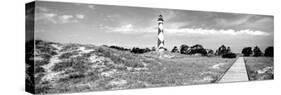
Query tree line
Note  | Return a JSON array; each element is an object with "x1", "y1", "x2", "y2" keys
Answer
[
  {"x1": 242, "y1": 46, "x2": 273, "y2": 57},
  {"x1": 171, "y1": 44, "x2": 236, "y2": 58},
  {"x1": 108, "y1": 44, "x2": 273, "y2": 58}
]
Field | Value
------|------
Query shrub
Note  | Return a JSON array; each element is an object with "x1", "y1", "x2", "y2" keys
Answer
[
  {"x1": 253, "y1": 46, "x2": 263, "y2": 57},
  {"x1": 216, "y1": 45, "x2": 231, "y2": 55},
  {"x1": 180, "y1": 44, "x2": 189, "y2": 54},
  {"x1": 109, "y1": 45, "x2": 130, "y2": 51},
  {"x1": 171, "y1": 46, "x2": 179, "y2": 53},
  {"x1": 131, "y1": 47, "x2": 151, "y2": 54},
  {"x1": 242, "y1": 47, "x2": 252, "y2": 56},
  {"x1": 222, "y1": 53, "x2": 237, "y2": 58},
  {"x1": 264, "y1": 46, "x2": 273, "y2": 57},
  {"x1": 188, "y1": 48, "x2": 207, "y2": 55}
]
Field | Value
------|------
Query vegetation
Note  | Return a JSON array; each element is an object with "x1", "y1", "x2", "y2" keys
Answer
[
  {"x1": 264, "y1": 46, "x2": 273, "y2": 57},
  {"x1": 206, "y1": 49, "x2": 214, "y2": 56},
  {"x1": 253, "y1": 46, "x2": 263, "y2": 57},
  {"x1": 241, "y1": 46, "x2": 273, "y2": 57},
  {"x1": 188, "y1": 44, "x2": 207, "y2": 55},
  {"x1": 109, "y1": 45, "x2": 131, "y2": 51},
  {"x1": 29, "y1": 40, "x2": 239, "y2": 94},
  {"x1": 222, "y1": 53, "x2": 237, "y2": 58},
  {"x1": 27, "y1": 40, "x2": 274, "y2": 94},
  {"x1": 178, "y1": 44, "x2": 210, "y2": 56},
  {"x1": 244, "y1": 57, "x2": 273, "y2": 80},
  {"x1": 242, "y1": 47, "x2": 253, "y2": 56},
  {"x1": 180, "y1": 44, "x2": 189, "y2": 54},
  {"x1": 216, "y1": 45, "x2": 228, "y2": 55},
  {"x1": 171, "y1": 46, "x2": 179, "y2": 53},
  {"x1": 131, "y1": 47, "x2": 151, "y2": 54}
]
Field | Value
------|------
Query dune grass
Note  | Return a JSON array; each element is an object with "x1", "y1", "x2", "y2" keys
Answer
[
  {"x1": 244, "y1": 57, "x2": 273, "y2": 80},
  {"x1": 30, "y1": 40, "x2": 237, "y2": 94}
]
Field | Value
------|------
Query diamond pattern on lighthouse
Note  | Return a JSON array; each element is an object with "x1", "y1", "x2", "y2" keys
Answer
[{"x1": 157, "y1": 15, "x2": 164, "y2": 52}]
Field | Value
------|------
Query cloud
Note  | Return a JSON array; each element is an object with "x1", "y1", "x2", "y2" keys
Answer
[
  {"x1": 57, "y1": 15, "x2": 78, "y2": 23},
  {"x1": 44, "y1": 13, "x2": 57, "y2": 18},
  {"x1": 61, "y1": 15, "x2": 73, "y2": 20},
  {"x1": 165, "y1": 28, "x2": 270, "y2": 36},
  {"x1": 76, "y1": 14, "x2": 85, "y2": 19},
  {"x1": 113, "y1": 24, "x2": 133, "y2": 32},
  {"x1": 37, "y1": 13, "x2": 83, "y2": 24},
  {"x1": 106, "y1": 24, "x2": 155, "y2": 34},
  {"x1": 35, "y1": 7, "x2": 85, "y2": 24},
  {"x1": 107, "y1": 23, "x2": 270, "y2": 36}
]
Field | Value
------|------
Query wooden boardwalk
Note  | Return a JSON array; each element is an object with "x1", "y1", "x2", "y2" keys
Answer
[{"x1": 218, "y1": 57, "x2": 249, "y2": 83}]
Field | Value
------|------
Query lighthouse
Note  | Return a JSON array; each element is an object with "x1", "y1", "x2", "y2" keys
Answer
[{"x1": 157, "y1": 15, "x2": 165, "y2": 52}]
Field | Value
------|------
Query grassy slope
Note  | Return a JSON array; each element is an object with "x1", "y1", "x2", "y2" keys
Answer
[
  {"x1": 31, "y1": 40, "x2": 237, "y2": 94},
  {"x1": 244, "y1": 57, "x2": 274, "y2": 80}
]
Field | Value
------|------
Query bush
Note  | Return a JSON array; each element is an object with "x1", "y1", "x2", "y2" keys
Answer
[
  {"x1": 216, "y1": 45, "x2": 227, "y2": 55},
  {"x1": 188, "y1": 48, "x2": 207, "y2": 55},
  {"x1": 222, "y1": 53, "x2": 237, "y2": 58},
  {"x1": 180, "y1": 44, "x2": 189, "y2": 54},
  {"x1": 264, "y1": 46, "x2": 273, "y2": 57},
  {"x1": 215, "y1": 45, "x2": 231, "y2": 56},
  {"x1": 131, "y1": 47, "x2": 151, "y2": 54},
  {"x1": 253, "y1": 46, "x2": 263, "y2": 57},
  {"x1": 184, "y1": 44, "x2": 207, "y2": 56},
  {"x1": 109, "y1": 45, "x2": 130, "y2": 51},
  {"x1": 171, "y1": 46, "x2": 179, "y2": 53},
  {"x1": 242, "y1": 47, "x2": 252, "y2": 56}
]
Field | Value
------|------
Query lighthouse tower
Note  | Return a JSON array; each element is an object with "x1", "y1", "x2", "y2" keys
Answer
[{"x1": 157, "y1": 15, "x2": 165, "y2": 52}]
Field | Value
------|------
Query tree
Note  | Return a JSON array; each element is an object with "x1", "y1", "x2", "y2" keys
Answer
[
  {"x1": 189, "y1": 44, "x2": 207, "y2": 55},
  {"x1": 242, "y1": 47, "x2": 252, "y2": 56},
  {"x1": 171, "y1": 46, "x2": 179, "y2": 53},
  {"x1": 217, "y1": 45, "x2": 228, "y2": 55},
  {"x1": 264, "y1": 46, "x2": 273, "y2": 57},
  {"x1": 253, "y1": 46, "x2": 263, "y2": 57},
  {"x1": 180, "y1": 44, "x2": 189, "y2": 54}
]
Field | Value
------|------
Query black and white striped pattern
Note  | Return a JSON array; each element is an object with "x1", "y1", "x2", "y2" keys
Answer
[{"x1": 157, "y1": 15, "x2": 164, "y2": 52}]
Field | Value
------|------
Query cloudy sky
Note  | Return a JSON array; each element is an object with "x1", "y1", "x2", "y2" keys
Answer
[{"x1": 28, "y1": 1, "x2": 274, "y2": 53}]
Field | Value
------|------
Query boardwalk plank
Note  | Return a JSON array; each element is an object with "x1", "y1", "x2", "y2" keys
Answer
[{"x1": 219, "y1": 57, "x2": 248, "y2": 83}]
